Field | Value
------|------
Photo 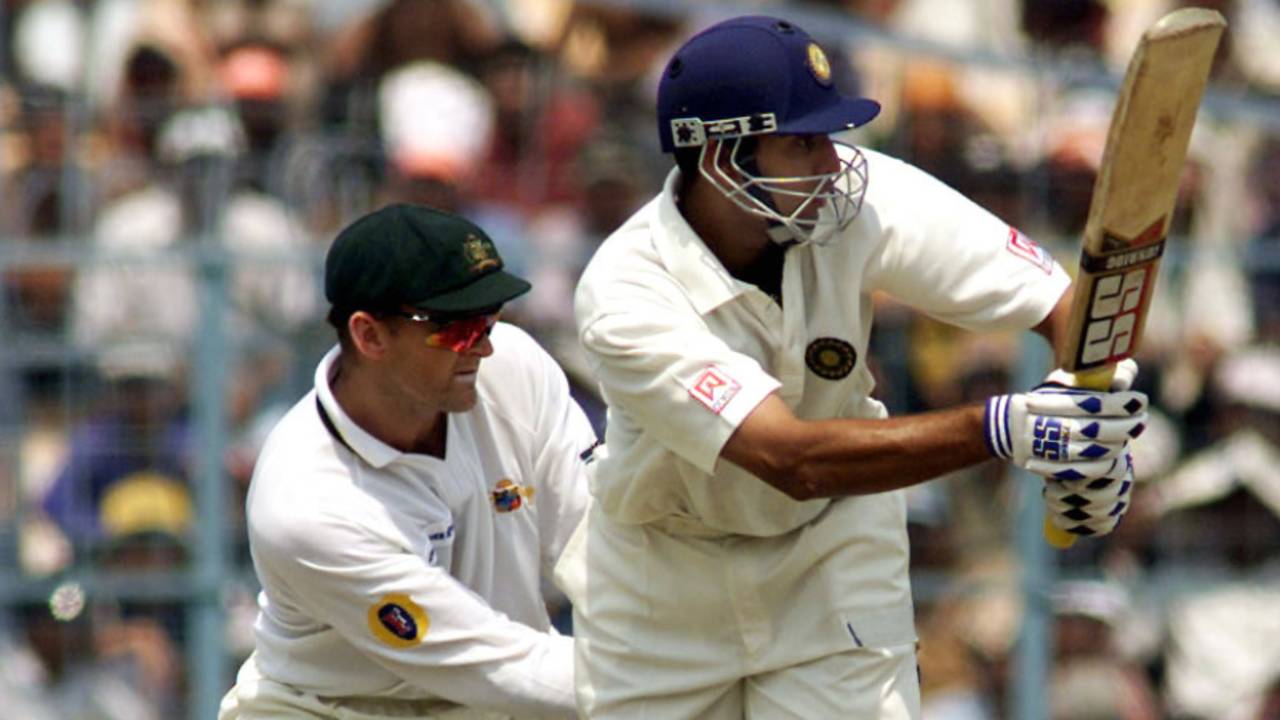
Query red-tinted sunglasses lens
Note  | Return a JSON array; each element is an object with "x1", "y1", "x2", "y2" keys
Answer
[{"x1": 424, "y1": 314, "x2": 497, "y2": 352}]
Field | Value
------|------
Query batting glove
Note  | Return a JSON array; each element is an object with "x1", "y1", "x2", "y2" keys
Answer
[
  {"x1": 1042, "y1": 358, "x2": 1140, "y2": 392},
  {"x1": 1043, "y1": 449, "x2": 1135, "y2": 537},
  {"x1": 984, "y1": 385, "x2": 1148, "y2": 480}
]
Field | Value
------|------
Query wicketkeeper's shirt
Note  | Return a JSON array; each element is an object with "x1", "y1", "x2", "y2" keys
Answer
[{"x1": 243, "y1": 323, "x2": 595, "y2": 717}]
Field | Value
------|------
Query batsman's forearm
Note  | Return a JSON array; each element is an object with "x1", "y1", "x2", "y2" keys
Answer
[{"x1": 755, "y1": 405, "x2": 990, "y2": 500}]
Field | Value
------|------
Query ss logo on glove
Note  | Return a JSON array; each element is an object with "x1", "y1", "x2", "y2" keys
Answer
[{"x1": 1032, "y1": 417, "x2": 1069, "y2": 461}]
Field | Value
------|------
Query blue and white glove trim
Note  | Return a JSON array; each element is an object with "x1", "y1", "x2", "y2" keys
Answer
[{"x1": 985, "y1": 385, "x2": 1148, "y2": 480}]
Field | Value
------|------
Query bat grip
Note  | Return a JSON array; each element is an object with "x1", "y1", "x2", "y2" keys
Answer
[{"x1": 1043, "y1": 364, "x2": 1118, "y2": 549}]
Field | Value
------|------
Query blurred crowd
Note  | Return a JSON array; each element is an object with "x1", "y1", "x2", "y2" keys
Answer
[{"x1": 0, "y1": 0, "x2": 1277, "y2": 718}]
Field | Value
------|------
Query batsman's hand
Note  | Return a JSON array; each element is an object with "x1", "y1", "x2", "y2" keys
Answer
[
  {"x1": 983, "y1": 384, "x2": 1148, "y2": 480},
  {"x1": 1043, "y1": 449, "x2": 1135, "y2": 538}
]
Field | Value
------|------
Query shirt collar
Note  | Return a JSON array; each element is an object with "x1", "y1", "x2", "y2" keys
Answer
[
  {"x1": 653, "y1": 167, "x2": 754, "y2": 316},
  {"x1": 314, "y1": 345, "x2": 402, "y2": 469}
]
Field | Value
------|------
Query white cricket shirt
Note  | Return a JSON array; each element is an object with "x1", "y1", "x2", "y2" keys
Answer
[
  {"x1": 242, "y1": 323, "x2": 595, "y2": 718},
  {"x1": 572, "y1": 148, "x2": 1069, "y2": 628}
]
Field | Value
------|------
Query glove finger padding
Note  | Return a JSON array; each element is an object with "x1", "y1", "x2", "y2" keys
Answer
[
  {"x1": 985, "y1": 388, "x2": 1148, "y2": 470},
  {"x1": 1041, "y1": 358, "x2": 1140, "y2": 392},
  {"x1": 1020, "y1": 387, "x2": 1148, "y2": 421},
  {"x1": 1024, "y1": 455, "x2": 1120, "y2": 482},
  {"x1": 1043, "y1": 452, "x2": 1135, "y2": 537}
]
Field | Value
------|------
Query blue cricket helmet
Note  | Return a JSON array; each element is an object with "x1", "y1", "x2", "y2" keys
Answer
[{"x1": 656, "y1": 16, "x2": 881, "y2": 153}]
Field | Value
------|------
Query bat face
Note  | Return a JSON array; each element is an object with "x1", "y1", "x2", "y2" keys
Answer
[{"x1": 1058, "y1": 8, "x2": 1226, "y2": 376}]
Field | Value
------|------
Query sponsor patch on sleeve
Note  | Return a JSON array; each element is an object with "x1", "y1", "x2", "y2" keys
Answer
[
  {"x1": 368, "y1": 593, "x2": 428, "y2": 648},
  {"x1": 688, "y1": 365, "x2": 742, "y2": 415},
  {"x1": 1006, "y1": 226, "x2": 1055, "y2": 274}
]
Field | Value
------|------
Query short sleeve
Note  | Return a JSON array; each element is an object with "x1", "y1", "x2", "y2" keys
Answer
[
  {"x1": 864, "y1": 154, "x2": 1071, "y2": 331},
  {"x1": 579, "y1": 291, "x2": 780, "y2": 474}
]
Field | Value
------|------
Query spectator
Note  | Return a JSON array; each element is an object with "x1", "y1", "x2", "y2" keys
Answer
[
  {"x1": 470, "y1": 39, "x2": 600, "y2": 213},
  {"x1": 70, "y1": 102, "x2": 318, "y2": 379},
  {"x1": 1146, "y1": 346, "x2": 1280, "y2": 719},
  {"x1": 1048, "y1": 580, "x2": 1161, "y2": 720},
  {"x1": 1245, "y1": 139, "x2": 1280, "y2": 343},
  {"x1": 39, "y1": 355, "x2": 190, "y2": 553},
  {"x1": 1022, "y1": 0, "x2": 1109, "y2": 56},
  {"x1": 1, "y1": 85, "x2": 81, "y2": 336},
  {"x1": 320, "y1": 0, "x2": 499, "y2": 132},
  {"x1": 217, "y1": 38, "x2": 297, "y2": 194},
  {"x1": 6, "y1": 589, "x2": 175, "y2": 720},
  {"x1": 519, "y1": 133, "x2": 649, "y2": 341}
]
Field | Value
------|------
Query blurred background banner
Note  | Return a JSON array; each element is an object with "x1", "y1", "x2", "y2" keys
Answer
[{"x1": 1, "y1": 1, "x2": 1277, "y2": 718}]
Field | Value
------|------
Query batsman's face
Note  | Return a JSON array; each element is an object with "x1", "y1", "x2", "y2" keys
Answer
[
  {"x1": 752, "y1": 133, "x2": 841, "y2": 220},
  {"x1": 383, "y1": 318, "x2": 495, "y2": 414}
]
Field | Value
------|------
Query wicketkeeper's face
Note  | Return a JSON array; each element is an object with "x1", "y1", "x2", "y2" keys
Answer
[{"x1": 380, "y1": 311, "x2": 498, "y2": 414}]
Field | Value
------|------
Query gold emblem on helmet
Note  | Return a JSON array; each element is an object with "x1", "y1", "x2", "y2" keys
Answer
[
  {"x1": 806, "y1": 43, "x2": 832, "y2": 86},
  {"x1": 463, "y1": 234, "x2": 500, "y2": 273}
]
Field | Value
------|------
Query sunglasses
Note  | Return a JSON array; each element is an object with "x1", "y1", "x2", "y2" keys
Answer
[{"x1": 391, "y1": 311, "x2": 500, "y2": 353}]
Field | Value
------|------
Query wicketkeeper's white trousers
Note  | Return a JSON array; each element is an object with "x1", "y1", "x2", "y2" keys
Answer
[{"x1": 218, "y1": 652, "x2": 509, "y2": 720}]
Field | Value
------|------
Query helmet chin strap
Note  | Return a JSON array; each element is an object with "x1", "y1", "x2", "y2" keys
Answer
[{"x1": 766, "y1": 223, "x2": 798, "y2": 244}]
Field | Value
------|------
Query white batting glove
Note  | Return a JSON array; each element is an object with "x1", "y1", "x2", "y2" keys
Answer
[
  {"x1": 984, "y1": 385, "x2": 1148, "y2": 480},
  {"x1": 1042, "y1": 358, "x2": 1140, "y2": 391},
  {"x1": 1043, "y1": 449, "x2": 1135, "y2": 538}
]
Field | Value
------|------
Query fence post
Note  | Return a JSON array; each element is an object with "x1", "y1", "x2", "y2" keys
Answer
[
  {"x1": 1010, "y1": 334, "x2": 1055, "y2": 720},
  {"x1": 188, "y1": 220, "x2": 233, "y2": 720}
]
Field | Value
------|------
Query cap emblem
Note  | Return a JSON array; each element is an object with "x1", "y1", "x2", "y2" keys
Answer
[
  {"x1": 806, "y1": 43, "x2": 832, "y2": 86},
  {"x1": 463, "y1": 234, "x2": 500, "y2": 274}
]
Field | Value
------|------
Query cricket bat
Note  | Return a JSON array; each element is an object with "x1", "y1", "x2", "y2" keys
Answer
[{"x1": 1045, "y1": 8, "x2": 1226, "y2": 549}]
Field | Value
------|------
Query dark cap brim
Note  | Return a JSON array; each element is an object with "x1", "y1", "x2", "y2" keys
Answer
[
  {"x1": 780, "y1": 97, "x2": 881, "y2": 136},
  {"x1": 410, "y1": 269, "x2": 532, "y2": 314}
]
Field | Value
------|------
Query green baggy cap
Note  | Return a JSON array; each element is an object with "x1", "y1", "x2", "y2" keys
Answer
[{"x1": 324, "y1": 204, "x2": 531, "y2": 316}]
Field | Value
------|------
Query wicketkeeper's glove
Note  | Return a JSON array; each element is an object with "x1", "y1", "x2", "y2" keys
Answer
[
  {"x1": 983, "y1": 383, "x2": 1148, "y2": 480},
  {"x1": 1043, "y1": 449, "x2": 1135, "y2": 538}
]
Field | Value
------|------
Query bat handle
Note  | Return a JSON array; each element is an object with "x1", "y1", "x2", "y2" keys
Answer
[
  {"x1": 1044, "y1": 517, "x2": 1078, "y2": 548},
  {"x1": 1042, "y1": 364, "x2": 1118, "y2": 549}
]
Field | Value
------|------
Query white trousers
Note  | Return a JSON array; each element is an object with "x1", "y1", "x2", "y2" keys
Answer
[
  {"x1": 219, "y1": 653, "x2": 510, "y2": 720},
  {"x1": 556, "y1": 504, "x2": 921, "y2": 719},
  {"x1": 570, "y1": 640, "x2": 920, "y2": 719}
]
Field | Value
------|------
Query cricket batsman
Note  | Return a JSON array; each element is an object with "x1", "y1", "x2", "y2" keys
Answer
[{"x1": 559, "y1": 15, "x2": 1148, "y2": 719}]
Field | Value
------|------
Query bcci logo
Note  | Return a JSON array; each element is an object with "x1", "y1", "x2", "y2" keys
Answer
[
  {"x1": 806, "y1": 43, "x2": 832, "y2": 86},
  {"x1": 1032, "y1": 417, "x2": 1070, "y2": 461},
  {"x1": 805, "y1": 337, "x2": 856, "y2": 380}
]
